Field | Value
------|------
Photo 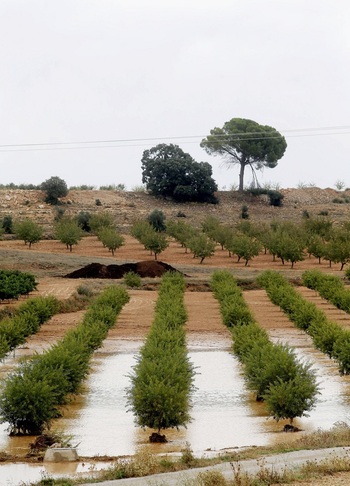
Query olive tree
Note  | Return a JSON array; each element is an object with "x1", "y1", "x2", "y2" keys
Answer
[{"x1": 201, "y1": 118, "x2": 287, "y2": 191}]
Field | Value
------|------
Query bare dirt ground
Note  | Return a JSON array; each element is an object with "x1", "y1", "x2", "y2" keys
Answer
[{"x1": 1, "y1": 189, "x2": 350, "y2": 484}]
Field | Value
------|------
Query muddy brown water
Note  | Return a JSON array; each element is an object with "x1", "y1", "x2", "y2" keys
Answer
[{"x1": 2, "y1": 289, "x2": 350, "y2": 484}]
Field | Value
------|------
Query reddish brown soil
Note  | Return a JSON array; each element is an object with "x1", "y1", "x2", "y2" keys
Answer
[{"x1": 1, "y1": 234, "x2": 350, "y2": 485}]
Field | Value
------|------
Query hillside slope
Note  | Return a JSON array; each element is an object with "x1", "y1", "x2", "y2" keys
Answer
[{"x1": 0, "y1": 187, "x2": 348, "y2": 233}]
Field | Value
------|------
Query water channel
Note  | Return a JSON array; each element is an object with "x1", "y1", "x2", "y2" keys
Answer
[{"x1": 1, "y1": 293, "x2": 350, "y2": 484}]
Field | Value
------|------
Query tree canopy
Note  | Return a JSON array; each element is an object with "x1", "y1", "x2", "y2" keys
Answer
[
  {"x1": 41, "y1": 176, "x2": 68, "y2": 205},
  {"x1": 141, "y1": 144, "x2": 218, "y2": 203},
  {"x1": 200, "y1": 118, "x2": 287, "y2": 191}
]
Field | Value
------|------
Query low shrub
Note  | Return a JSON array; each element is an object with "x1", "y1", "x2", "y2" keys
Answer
[{"x1": 123, "y1": 271, "x2": 142, "y2": 288}]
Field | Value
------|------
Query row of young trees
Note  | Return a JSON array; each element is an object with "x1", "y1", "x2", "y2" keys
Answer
[
  {"x1": 257, "y1": 271, "x2": 350, "y2": 375},
  {"x1": 7, "y1": 203, "x2": 350, "y2": 269},
  {"x1": 0, "y1": 296, "x2": 59, "y2": 360},
  {"x1": 0, "y1": 285, "x2": 129, "y2": 434},
  {"x1": 10, "y1": 212, "x2": 125, "y2": 255},
  {"x1": 127, "y1": 272, "x2": 195, "y2": 439},
  {"x1": 302, "y1": 270, "x2": 350, "y2": 312},
  {"x1": 210, "y1": 270, "x2": 319, "y2": 424}
]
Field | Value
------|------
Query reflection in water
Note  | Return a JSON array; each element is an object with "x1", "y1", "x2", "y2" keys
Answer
[
  {"x1": 2, "y1": 330, "x2": 350, "y2": 484},
  {"x1": 0, "y1": 461, "x2": 110, "y2": 485}
]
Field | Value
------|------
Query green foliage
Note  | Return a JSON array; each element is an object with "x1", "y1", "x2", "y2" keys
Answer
[
  {"x1": 226, "y1": 234, "x2": 262, "y2": 266},
  {"x1": 141, "y1": 143, "x2": 218, "y2": 203},
  {"x1": 240, "y1": 204, "x2": 249, "y2": 219},
  {"x1": 264, "y1": 372, "x2": 319, "y2": 423},
  {"x1": 55, "y1": 218, "x2": 83, "y2": 251},
  {"x1": 302, "y1": 270, "x2": 350, "y2": 314},
  {"x1": 1, "y1": 215, "x2": 13, "y2": 234},
  {"x1": 98, "y1": 227, "x2": 125, "y2": 255},
  {"x1": 201, "y1": 217, "x2": 233, "y2": 251},
  {"x1": 142, "y1": 230, "x2": 168, "y2": 260},
  {"x1": 89, "y1": 212, "x2": 114, "y2": 234},
  {"x1": 127, "y1": 272, "x2": 194, "y2": 434},
  {"x1": 147, "y1": 209, "x2": 166, "y2": 232},
  {"x1": 123, "y1": 271, "x2": 142, "y2": 288},
  {"x1": 188, "y1": 233, "x2": 216, "y2": 263},
  {"x1": 259, "y1": 270, "x2": 350, "y2": 375},
  {"x1": 211, "y1": 270, "x2": 319, "y2": 421},
  {"x1": 303, "y1": 216, "x2": 333, "y2": 241},
  {"x1": 167, "y1": 220, "x2": 196, "y2": 252},
  {"x1": 306, "y1": 234, "x2": 326, "y2": 263},
  {"x1": 0, "y1": 370, "x2": 59, "y2": 434},
  {"x1": 75, "y1": 211, "x2": 92, "y2": 232},
  {"x1": 201, "y1": 118, "x2": 287, "y2": 191},
  {"x1": 261, "y1": 224, "x2": 305, "y2": 267},
  {"x1": 69, "y1": 184, "x2": 95, "y2": 190},
  {"x1": 248, "y1": 187, "x2": 284, "y2": 206},
  {"x1": 41, "y1": 176, "x2": 68, "y2": 205},
  {"x1": 14, "y1": 219, "x2": 43, "y2": 248},
  {"x1": 0, "y1": 286, "x2": 129, "y2": 434},
  {"x1": 99, "y1": 183, "x2": 126, "y2": 191},
  {"x1": 323, "y1": 236, "x2": 350, "y2": 270},
  {"x1": 0, "y1": 270, "x2": 37, "y2": 300},
  {"x1": 0, "y1": 295, "x2": 58, "y2": 361},
  {"x1": 131, "y1": 220, "x2": 153, "y2": 244},
  {"x1": 53, "y1": 207, "x2": 65, "y2": 222}
]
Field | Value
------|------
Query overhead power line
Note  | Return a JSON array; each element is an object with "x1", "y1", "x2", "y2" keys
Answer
[{"x1": 0, "y1": 125, "x2": 349, "y2": 153}]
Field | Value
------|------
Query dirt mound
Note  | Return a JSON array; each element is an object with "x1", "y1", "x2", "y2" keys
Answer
[{"x1": 65, "y1": 260, "x2": 180, "y2": 279}]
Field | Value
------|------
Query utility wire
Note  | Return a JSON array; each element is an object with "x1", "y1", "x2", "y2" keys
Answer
[{"x1": 0, "y1": 125, "x2": 349, "y2": 153}]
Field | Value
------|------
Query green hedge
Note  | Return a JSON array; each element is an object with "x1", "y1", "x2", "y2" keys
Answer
[
  {"x1": 0, "y1": 285, "x2": 129, "y2": 435},
  {"x1": 211, "y1": 270, "x2": 319, "y2": 423},
  {"x1": 128, "y1": 272, "x2": 194, "y2": 434},
  {"x1": 258, "y1": 270, "x2": 350, "y2": 375},
  {"x1": 0, "y1": 270, "x2": 37, "y2": 301},
  {"x1": 302, "y1": 270, "x2": 350, "y2": 313},
  {"x1": 0, "y1": 296, "x2": 60, "y2": 360}
]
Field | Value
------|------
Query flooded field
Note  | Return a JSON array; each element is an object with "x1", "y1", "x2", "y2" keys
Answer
[{"x1": 1, "y1": 289, "x2": 350, "y2": 484}]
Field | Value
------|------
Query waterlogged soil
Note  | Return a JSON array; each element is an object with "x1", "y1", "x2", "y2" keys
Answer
[{"x1": 1, "y1": 236, "x2": 350, "y2": 485}]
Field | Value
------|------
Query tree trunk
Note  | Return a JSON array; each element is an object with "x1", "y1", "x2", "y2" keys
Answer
[{"x1": 239, "y1": 161, "x2": 246, "y2": 192}]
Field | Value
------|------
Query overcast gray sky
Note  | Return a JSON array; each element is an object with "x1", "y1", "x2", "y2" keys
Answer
[{"x1": 1, "y1": 0, "x2": 350, "y2": 190}]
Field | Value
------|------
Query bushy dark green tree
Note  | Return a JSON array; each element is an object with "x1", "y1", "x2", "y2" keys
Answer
[
  {"x1": 147, "y1": 209, "x2": 166, "y2": 232},
  {"x1": 201, "y1": 118, "x2": 287, "y2": 191},
  {"x1": 2, "y1": 215, "x2": 13, "y2": 234},
  {"x1": 41, "y1": 176, "x2": 68, "y2": 205},
  {"x1": 141, "y1": 144, "x2": 217, "y2": 202},
  {"x1": 76, "y1": 211, "x2": 92, "y2": 232}
]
